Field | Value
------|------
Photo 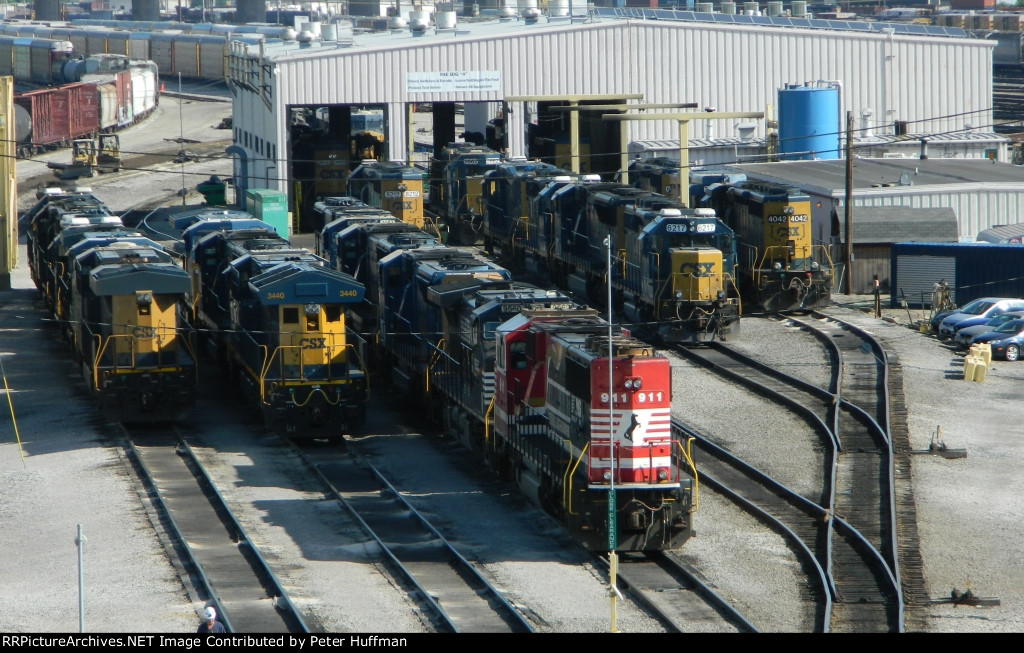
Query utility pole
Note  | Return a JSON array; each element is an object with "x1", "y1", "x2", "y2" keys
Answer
[{"x1": 844, "y1": 110, "x2": 854, "y2": 295}]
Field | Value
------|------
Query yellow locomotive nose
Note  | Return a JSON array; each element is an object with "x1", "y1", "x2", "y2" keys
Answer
[{"x1": 670, "y1": 247, "x2": 724, "y2": 302}]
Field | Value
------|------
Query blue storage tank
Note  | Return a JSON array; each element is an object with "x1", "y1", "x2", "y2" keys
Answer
[
  {"x1": 778, "y1": 82, "x2": 840, "y2": 160},
  {"x1": 890, "y1": 242, "x2": 1024, "y2": 308}
]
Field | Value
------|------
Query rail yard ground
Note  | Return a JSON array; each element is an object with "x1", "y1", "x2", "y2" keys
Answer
[{"x1": 2, "y1": 90, "x2": 1023, "y2": 633}]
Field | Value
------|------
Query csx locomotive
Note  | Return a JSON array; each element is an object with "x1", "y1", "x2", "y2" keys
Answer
[
  {"x1": 477, "y1": 155, "x2": 741, "y2": 343},
  {"x1": 693, "y1": 173, "x2": 834, "y2": 312},
  {"x1": 25, "y1": 188, "x2": 198, "y2": 423},
  {"x1": 178, "y1": 212, "x2": 369, "y2": 440}
]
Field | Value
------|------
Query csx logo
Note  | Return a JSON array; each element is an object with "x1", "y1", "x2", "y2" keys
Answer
[
  {"x1": 132, "y1": 326, "x2": 158, "y2": 340},
  {"x1": 392, "y1": 201, "x2": 415, "y2": 211},
  {"x1": 300, "y1": 337, "x2": 327, "y2": 350},
  {"x1": 776, "y1": 226, "x2": 802, "y2": 238},
  {"x1": 680, "y1": 262, "x2": 716, "y2": 276}
]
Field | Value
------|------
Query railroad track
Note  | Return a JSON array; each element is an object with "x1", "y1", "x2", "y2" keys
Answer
[
  {"x1": 673, "y1": 312, "x2": 904, "y2": 632},
  {"x1": 123, "y1": 425, "x2": 307, "y2": 633},
  {"x1": 293, "y1": 441, "x2": 535, "y2": 633},
  {"x1": 607, "y1": 552, "x2": 757, "y2": 633}
]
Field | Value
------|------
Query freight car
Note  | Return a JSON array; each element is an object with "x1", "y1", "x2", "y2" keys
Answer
[
  {"x1": 24, "y1": 188, "x2": 198, "y2": 423},
  {"x1": 1, "y1": 19, "x2": 282, "y2": 82},
  {"x1": 694, "y1": 173, "x2": 835, "y2": 312},
  {"x1": 476, "y1": 157, "x2": 741, "y2": 343},
  {"x1": 361, "y1": 227, "x2": 697, "y2": 551},
  {"x1": 10, "y1": 53, "x2": 159, "y2": 158},
  {"x1": 184, "y1": 217, "x2": 369, "y2": 440}
]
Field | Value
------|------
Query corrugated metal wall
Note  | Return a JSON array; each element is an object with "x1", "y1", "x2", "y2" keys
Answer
[
  {"x1": 268, "y1": 21, "x2": 992, "y2": 142},
  {"x1": 231, "y1": 18, "x2": 994, "y2": 200}
]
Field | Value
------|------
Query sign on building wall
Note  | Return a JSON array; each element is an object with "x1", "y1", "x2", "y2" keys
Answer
[{"x1": 406, "y1": 71, "x2": 501, "y2": 93}]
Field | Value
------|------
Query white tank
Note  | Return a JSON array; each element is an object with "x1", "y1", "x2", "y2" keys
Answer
[
  {"x1": 388, "y1": 16, "x2": 407, "y2": 29},
  {"x1": 766, "y1": 1, "x2": 783, "y2": 16},
  {"x1": 695, "y1": 2, "x2": 713, "y2": 12},
  {"x1": 519, "y1": 0, "x2": 539, "y2": 19},
  {"x1": 791, "y1": 1, "x2": 807, "y2": 17},
  {"x1": 549, "y1": 0, "x2": 569, "y2": 17},
  {"x1": 436, "y1": 10, "x2": 457, "y2": 29},
  {"x1": 321, "y1": 23, "x2": 336, "y2": 41},
  {"x1": 499, "y1": 0, "x2": 517, "y2": 18}
]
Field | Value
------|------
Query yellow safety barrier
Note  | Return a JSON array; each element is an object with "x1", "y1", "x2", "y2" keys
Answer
[
  {"x1": 963, "y1": 356, "x2": 979, "y2": 382},
  {"x1": 970, "y1": 343, "x2": 992, "y2": 367},
  {"x1": 963, "y1": 354, "x2": 988, "y2": 383}
]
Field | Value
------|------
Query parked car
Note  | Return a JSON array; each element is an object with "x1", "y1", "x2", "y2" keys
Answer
[
  {"x1": 953, "y1": 311, "x2": 1024, "y2": 349},
  {"x1": 937, "y1": 297, "x2": 1024, "y2": 340},
  {"x1": 969, "y1": 318, "x2": 1024, "y2": 361},
  {"x1": 930, "y1": 306, "x2": 963, "y2": 333}
]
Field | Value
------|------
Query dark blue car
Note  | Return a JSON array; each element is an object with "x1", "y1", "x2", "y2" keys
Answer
[{"x1": 969, "y1": 318, "x2": 1024, "y2": 362}]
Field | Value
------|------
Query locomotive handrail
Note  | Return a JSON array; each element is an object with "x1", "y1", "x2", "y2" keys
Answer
[
  {"x1": 675, "y1": 437, "x2": 699, "y2": 513},
  {"x1": 563, "y1": 440, "x2": 589, "y2": 515},
  {"x1": 812, "y1": 244, "x2": 836, "y2": 272},
  {"x1": 258, "y1": 340, "x2": 366, "y2": 397},
  {"x1": 484, "y1": 395, "x2": 495, "y2": 452},
  {"x1": 425, "y1": 338, "x2": 446, "y2": 393}
]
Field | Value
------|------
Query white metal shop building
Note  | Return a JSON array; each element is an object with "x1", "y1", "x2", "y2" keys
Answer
[{"x1": 223, "y1": 8, "x2": 996, "y2": 226}]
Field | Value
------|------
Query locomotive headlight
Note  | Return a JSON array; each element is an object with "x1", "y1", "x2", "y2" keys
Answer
[
  {"x1": 811, "y1": 261, "x2": 820, "y2": 271},
  {"x1": 304, "y1": 303, "x2": 321, "y2": 316},
  {"x1": 136, "y1": 292, "x2": 152, "y2": 306},
  {"x1": 773, "y1": 262, "x2": 783, "y2": 271},
  {"x1": 658, "y1": 469, "x2": 668, "y2": 481},
  {"x1": 603, "y1": 471, "x2": 612, "y2": 481},
  {"x1": 624, "y1": 378, "x2": 634, "y2": 389},
  {"x1": 675, "y1": 290, "x2": 683, "y2": 300}
]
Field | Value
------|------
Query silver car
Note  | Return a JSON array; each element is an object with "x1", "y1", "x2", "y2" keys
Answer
[
  {"x1": 953, "y1": 311, "x2": 1024, "y2": 349},
  {"x1": 938, "y1": 297, "x2": 1024, "y2": 340}
]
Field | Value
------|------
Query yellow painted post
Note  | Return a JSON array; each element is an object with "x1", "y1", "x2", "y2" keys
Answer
[{"x1": 0, "y1": 75, "x2": 16, "y2": 291}]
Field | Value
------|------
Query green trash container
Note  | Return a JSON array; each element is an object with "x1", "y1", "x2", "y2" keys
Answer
[{"x1": 197, "y1": 176, "x2": 226, "y2": 206}]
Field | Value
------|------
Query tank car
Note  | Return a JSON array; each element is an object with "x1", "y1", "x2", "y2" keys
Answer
[
  {"x1": 187, "y1": 222, "x2": 368, "y2": 440},
  {"x1": 696, "y1": 174, "x2": 834, "y2": 312},
  {"x1": 493, "y1": 307, "x2": 695, "y2": 551}
]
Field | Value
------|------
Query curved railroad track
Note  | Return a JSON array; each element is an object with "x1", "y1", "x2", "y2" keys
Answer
[
  {"x1": 672, "y1": 312, "x2": 904, "y2": 632},
  {"x1": 123, "y1": 425, "x2": 307, "y2": 633}
]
